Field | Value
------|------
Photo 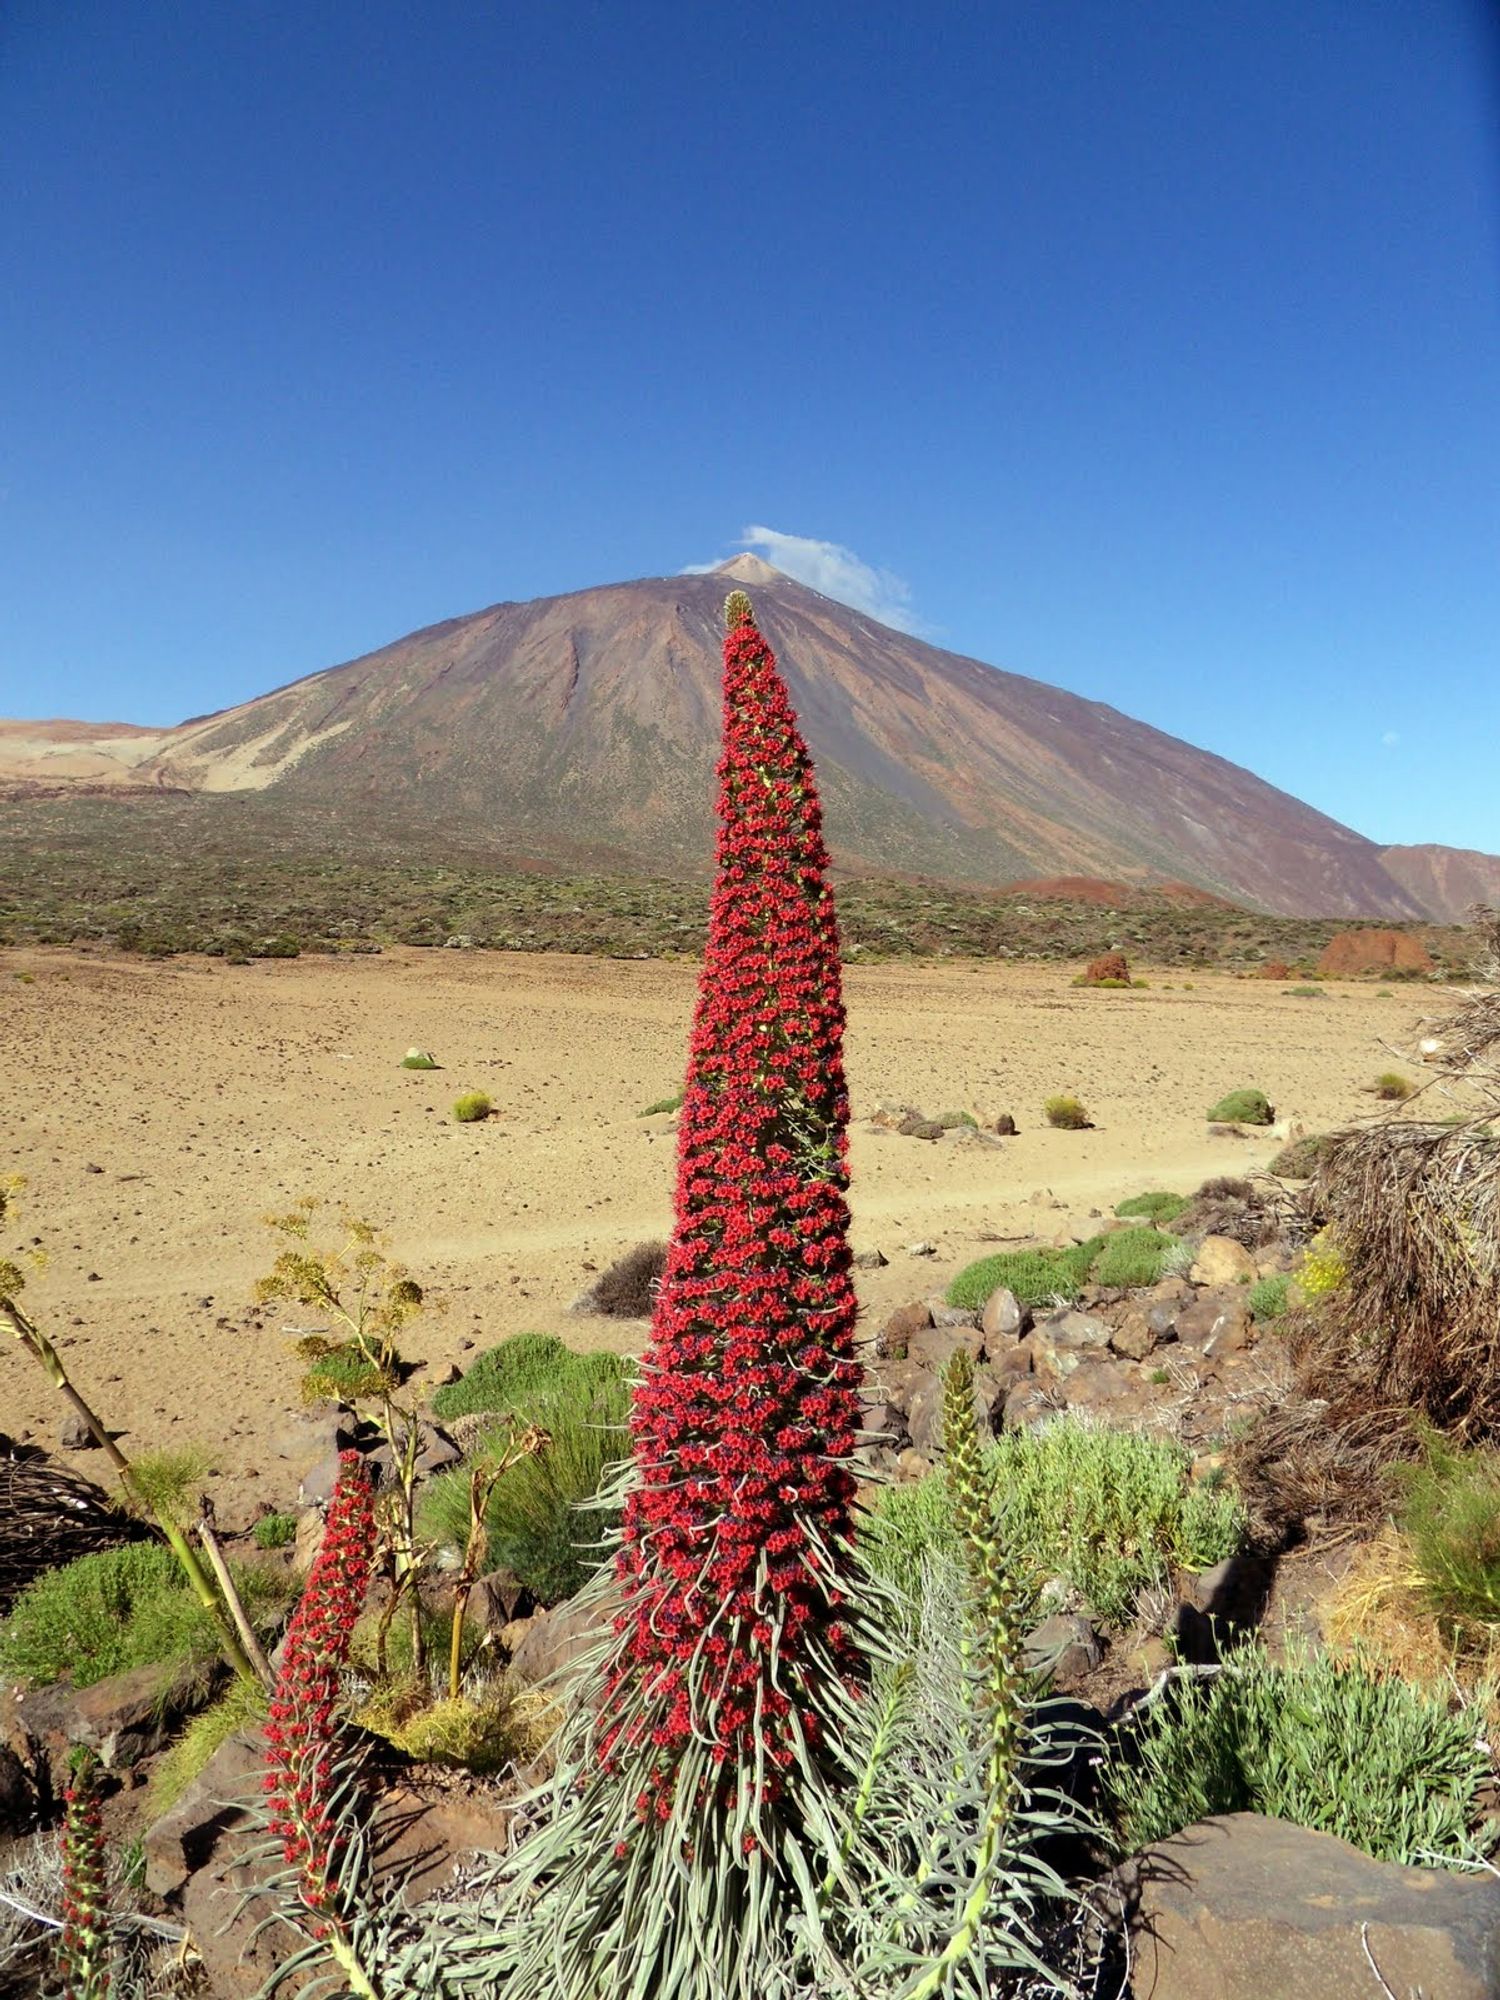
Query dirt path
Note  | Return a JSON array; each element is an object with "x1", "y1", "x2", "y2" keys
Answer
[{"x1": 0, "y1": 947, "x2": 1425, "y2": 1518}]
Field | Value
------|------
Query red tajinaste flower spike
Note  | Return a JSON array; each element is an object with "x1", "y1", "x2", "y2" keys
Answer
[
  {"x1": 60, "y1": 1750, "x2": 111, "y2": 2000},
  {"x1": 263, "y1": 1451, "x2": 375, "y2": 1914},
  {"x1": 606, "y1": 588, "x2": 863, "y2": 1799}
]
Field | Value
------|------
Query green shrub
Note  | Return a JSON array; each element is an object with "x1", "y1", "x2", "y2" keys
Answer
[
  {"x1": 1106, "y1": 1645, "x2": 1491, "y2": 1863},
  {"x1": 400, "y1": 1049, "x2": 440, "y2": 1069},
  {"x1": 418, "y1": 1360, "x2": 632, "y2": 1603},
  {"x1": 298, "y1": 1336, "x2": 398, "y2": 1405},
  {"x1": 1115, "y1": 1191, "x2": 1188, "y2": 1224},
  {"x1": 124, "y1": 1446, "x2": 211, "y2": 1527},
  {"x1": 1395, "y1": 1431, "x2": 1500, "y2": 1637},
  {"x1": 1206, "y1": 1089, "x2": 1273, "y2": 1125},
  {"x1": 253, "y1": 1511, "x2": 298, "y2": 1551},
  {"x1": 430, "y1": 1332, "x2": 623, "y2": 1423},
  {"x1": 1268, "y1": 1132, "x2": 1333, "y2": 1178},
  {"x1": 1285, "y1": 985, "x2": 1325, "y2": 999},
  {"x1": 638, "y1": 1089, "x2": 684, "y2": 1117},
  {"x1": 1372, "y1": 1072, "x2": 1415, "y2": 1102},
  {"x1": 1247, "y1": 1274, "x2": 1291, "y2": 1322},
  {"x1": 1093, "y1": 1227, "x2": 1186, "y2": 1290},
  {"x1": 144, "y1": 1675, "x2": 267, "y2": 1820},
  {"x1": 0, "y1": 1543, "x2": 289, "y2": 1690},
  {"x1": 452, "y1": 1090, "x2": 493, "y2": 1123},
  {"x1": 946, "y1": 1237, "x2": 1104, "y2": 1312},
  {"x1": 1044, "y1": 1094, "x2": 1091, "y2": 1129},
  {"x1": 933, "y1": 1109, "x2": 978, "y2": 1130},
  {"x1": 869, "y1": 1419, "x2": 1244, "y2": 1631}
]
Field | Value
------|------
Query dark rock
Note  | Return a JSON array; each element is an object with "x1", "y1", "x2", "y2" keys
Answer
[
  {"x1": 465, "y1": 1569, "x2": 534, "y2": 1634},
  {"x1": 877, "y1": 1300, "x2": 932, "y2": 1359},
  {"x1": 58, "y1": 1412, "x2": 94, "y2": 1451},
  {"x1": 1001, "y1": 1381, "x2": 1059, "y2": 1432},
  {"x1": 993, "y1": 1114, "x2": 1018, "y2": 1136},
  {"x1": 1110, "y1": 1309, "x2": 1157, "y2": 1361},
  {"x1": 907, "y1": 1321, "x2": 983, "y2": 1374},
  {"x1": 0, "y1": 1739, "x2": 36, "y2": 1838},
  {"x1": 980, "y1": 1285, "x2": 1026, "y2": 1344},
  {"x1": 143, "y1": 1727, "x2": 263, "y2": 1899},
  {"x1": 1174, "y1": 1292, "x2": 1252, "y2": 1355},
  {"x1": 1062, "y1": 1359, "x2": 1149, "y2": 1419},
  {"x1": 926, "y1": 1299, "x2": 981, "y2": 1331},
  {"x1": 1022, "y1": 1613, "x2": 1102, "y2": 1684},
  {"x1": 1120, "y1": 1812, "x2": 1500, "y2": 2000},
  {"x1": 509, "y1": 1592, "x2": 611, "y2": 1688}
]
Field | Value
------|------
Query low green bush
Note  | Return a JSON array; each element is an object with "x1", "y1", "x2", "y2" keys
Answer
[
  {"x1": 452, "y1": 1091, "x2": 493, "y2": 1123},
  {"x1": 1206, "y1": 1089, "x2": 1273, "y2": 1125},
  {"x1": 946, "y1": 1238, "x2": 1105, "y2": 1312},
  {"x1": 418, "y1": 1358, "x2": 632, "y2": 1603},
  {"x1": 1044, "y1": 1095, "x2": 1091, "y2": 1129},
  {"x1": 400, "y1": 1049, "x2": 440, "y2": 1069},
  {"x1": 0, "y1": 1542, "x2": 290, "y2": 1690},
  {"x1": 637, "y1": 1088, "x2": 684, "y2": 1117},
  {"x1": 430, "y1": 1332, "x2": 623, "y2": 1423},
  {"x1": 1246, "y1": 1274, "x2": 1291, "y2": 1322},
  {"x1": 933, "y1": 1110, "x2": 977, "y2": 1130},
  {"x1": 1115, "y1": 1191, "x2": 1188, "y2": 1224},
  {"x1": 253, "y1": 1511, "x2": 298, "y2": 1550},
  {"x1": 1395, "y1": 1430, "x2": 1500, "y2": 1637},
  {"x1": 1372, "y1": 1072, "x2": 1415, "y2": 1102},
  {"x1": 1285, "y1": 985, "x2": 1325, "y2": 999},
  {"x1": 868, "y1": 1418, "x2": 1244, "y2": 1630},
  {"x1": 1093, "y1": 1227, "x2": 1186, "y2": 1290},
  {"x1": 1106, "y1": 1645, "x2": 1491, "y2": 1864}
]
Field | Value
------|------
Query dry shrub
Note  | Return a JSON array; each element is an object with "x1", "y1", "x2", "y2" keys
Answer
[
  {"x1": 575, "y1": 1239, "x2": 666, "y2": 1318},
  {"x1": 1081, "y1": 951, "x2": 1130, "y2": 986},
  {"x1": 1323, "y1": 1527, "x2": 1500, "y2": 1732},
  {"x1": 1225, "y1": 1382, "x2": 1404, "y2": 1553},
  {"x1": 1309, "y1": 1122, "x2": 1500, "y2": 1436},
  {"x1": 0, "y1": 1434, "x2": 145, "y2": 1614},
  {"x1": 1170, "y1": 1176, "x2": 1289, "y2": 1250}
]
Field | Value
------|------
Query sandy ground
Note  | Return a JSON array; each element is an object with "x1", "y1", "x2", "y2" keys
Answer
[{"x1": 0, "y1": 947, "x2": 1428, "y2": 1520}]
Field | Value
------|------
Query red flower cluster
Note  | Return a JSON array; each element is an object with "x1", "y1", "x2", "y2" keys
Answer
[
  {"x1": 605, "y1": 595, "x2": 863, "y2": 1794},
  {"x1": 263, "y1": 1452, "x2": 375, "y2": 1914},
  {"x1": 60, "y1": 1753, "x2": 110, "y2": 2000}
]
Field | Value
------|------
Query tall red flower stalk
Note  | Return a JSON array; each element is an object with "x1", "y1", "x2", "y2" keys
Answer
[
  {"x1": 59, "y1": 1751, "x2": 110, "y2": 2000},
  {"x1": 603, "y1": 587, "x2": 864, "y2": 1804},
  {"x1": 263, "y1": 1452, "x2": 375, "y2": 1919}
]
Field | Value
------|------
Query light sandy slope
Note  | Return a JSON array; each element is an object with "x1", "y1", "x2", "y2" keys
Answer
[{"x1": 0, "y1": 948, "x2": 1428, "y2": 1519}]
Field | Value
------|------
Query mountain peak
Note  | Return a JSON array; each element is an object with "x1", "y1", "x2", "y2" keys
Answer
[{"x1": 713, "y1": 552, "x2": 783, "y2": 583}]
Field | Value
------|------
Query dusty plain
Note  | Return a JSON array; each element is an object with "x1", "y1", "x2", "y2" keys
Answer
[{"x1": 0, "y1": 947, "x2": 1429, "y2": 1519}]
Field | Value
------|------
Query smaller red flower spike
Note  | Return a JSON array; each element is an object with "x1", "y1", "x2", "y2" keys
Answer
[
  {"x1": 263, "y1": 1452, "x2": 375, "y2": 1912},
  {"x1": 60, "y1": 1752, "x2": 111, "y2": 2000},
  {"x1": 608, "y1": 595, "x2": 863, "y2": 1799}
]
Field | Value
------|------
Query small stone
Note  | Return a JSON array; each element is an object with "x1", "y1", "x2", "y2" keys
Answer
[
  {"x1": 993, "y1": 1113, "x2": 1018, "y2": 1136},
  {"x1": 1191, "y1": 1236, "x2": 1258, "y2": 1287},
  {"x1": 981, "y1": 1286, "x2": 1025, "y2": 1344},
  {"x1": 906, "y1": 1241, "x2": 938, "y2": 1258},
  {"x1": 58, "y1": 1413, "x2": 93, "y2": 1451},
  {"x1": 877, "y1": 1299, "x2": 932, "y2": 1359},
  {"x1": 1110, "y1": 1309, "x2": 1157, "y2": 1361},
  {"x1": 852, "y1": 1247, "x2": 889, "y2": 1270}
]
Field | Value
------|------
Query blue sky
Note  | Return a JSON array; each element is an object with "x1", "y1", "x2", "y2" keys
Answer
[{"x1": 2, "y1": 0, "x2": 1497, "y2": 850}]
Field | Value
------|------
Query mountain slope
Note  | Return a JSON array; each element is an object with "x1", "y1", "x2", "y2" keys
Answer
[
  {"x1": 2, "y1": 556, "x2": 1483, "y2": 918},
  {"x1": 1378, "y1": 845, "x2": 1500, "y2": 924}
]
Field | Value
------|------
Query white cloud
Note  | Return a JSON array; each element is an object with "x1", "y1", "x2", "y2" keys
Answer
[
  {"x1": 1381, "y1": 730, "x2": 1401, "y2": 748},
  {"x1": 684, "y1": 525, "x2": 927, "y2": 635}
]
